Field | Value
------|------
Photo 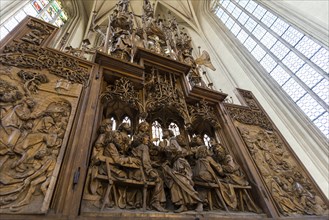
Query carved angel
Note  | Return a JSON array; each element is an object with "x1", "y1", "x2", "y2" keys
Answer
[{"x1": 195, "y1": 50, "x2": 216, "y2": 71}]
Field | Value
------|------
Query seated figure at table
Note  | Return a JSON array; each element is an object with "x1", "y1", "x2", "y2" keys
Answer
[
  {"x1": 193, "y1": 145, "x2": 233, "y2": 211},
  {"x1": 129, "y1": 133, "x2": 167, "y2": 212},
  {"x1": 160, "y1": 129, "x2": 203, "y2": 213}
]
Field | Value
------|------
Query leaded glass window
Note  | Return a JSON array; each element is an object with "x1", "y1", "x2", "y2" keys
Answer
[
  {"x1": 212, "y1": 0, "x2": 329, "y2": 138},
  {"x1": 169, "y1": 122, "x2": 180, "y2": 136},
  {"x1": 122, "y1": 116, "x2": 131, "y2": 125},
  {"x1": 152, "y1": 121, "x2": 163, "y2": 146},
  {"x1": 111, "y1": 117, "x2": 117, "y2": 131},
  {"x1": 0, "y1": 0, "x2": 68, "y2": 41},
  {"x1": 203, "y1": 134, "x2": 211, "y2": 148}
]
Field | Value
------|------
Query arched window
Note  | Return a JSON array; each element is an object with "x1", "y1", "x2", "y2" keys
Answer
[
  {"x1": 122, "y1": 116, "x2": 131, "y2": 125},
  {"x1": 169, "y1": 122, "x2": 180, "y2": 136},
  {"x1": 111, "y1": 117, "x2": 117, "y2": 131},
  {"x1": 152, "y1": 120, "x2": 163, "y2": 146},
  {"x1": 0, "y1": 0, "x2": 68, "y2": 41},
  {"x1": 203, "y1": 134, "x2": 211, "y2": 148},
  {"x1": 212, "y1": 0, "x2": 328, "y2": 138}
]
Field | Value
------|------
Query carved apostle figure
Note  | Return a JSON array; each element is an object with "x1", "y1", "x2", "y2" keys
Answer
[
  {"x1": 117, "y1": 122, "x2": 132, "y2": 154},
  {"x1": 160, "y1": 129, "x2": 203, "y2": 213},
  {"x1": 89, "y1": 118, "x2": 113, "y2": 196},
  {"x1": 222, "y1": 155, "x2": 249, "y2": 186},
  {"x1": 130, "y1": 133, "x2": 167, "y2": 212}
]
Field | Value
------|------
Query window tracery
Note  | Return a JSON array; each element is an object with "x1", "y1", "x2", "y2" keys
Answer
[
  {"x1": 212, "y1": 0, "x2": 329, "y2": 138},
  {"x1": 168, "y1": 122, "x2": 180, "y2": 136},
  {"x1": 203, "y1": 134, "x2": 211, "y2": 148},
  {"x1": 152, "y1": 120, "x2": 163, "y2": 145},
  {"x1": 122, "y1": 116, "x2": 131, "y2": 125}
]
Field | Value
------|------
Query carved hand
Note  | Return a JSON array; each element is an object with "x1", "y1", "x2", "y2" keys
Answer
[{"x1": 129, "y1": 157, "x2": 141, "y2": 166}]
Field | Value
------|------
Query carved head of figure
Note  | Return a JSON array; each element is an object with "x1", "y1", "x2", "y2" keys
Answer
[
  {"x1": 118, "y1": 122, "x2": 131, "y2": 134},
  {"x1": 137, "y1": 121, "x2": 150, "y2": 133},
  {"x1": 112, "y1": 131, "x2": 123, "y2": 147},
  {"x1": 209, "y1": 138, "x2": 217, "y2": 147},
  {"x1": 141, "y1": 133, "x2": 150, "y2": 145},
  {"x1": 134, "y1": 133, "x2": 149, "y2": 147},
  {"x1": 99, "y1": 118, "x2": 113, "y2": 134},
  {"x1": 212, "y1": 143, "x2": 226, "y2": 162},
  {"x1": 22, "y1": 120, "x2": 34, "y2": 130},
  {"x1": 195, "y1": 145, "x2": 208, "y2": 159},
  {"x1": 162, "y1": 129, "x2": 174, "y2": 139},
  {"x1": 196, "y1": 135, "x2": 204, "y2": 145},
  {"x1": 273, "y1": 176, "x2": 283, "y2": 186},
  {"x1": 45, "y1": 101, "x2": 68, "y2": 122},
  {"x1": 224, "y1": 154, "x2": 235, "y2": 166},
  {"x1": 176, "y1": 134, "x2": 187, "y2": 147},
  {"x1": 190, "y1": 135, "x2": 204, "y2": 147}
]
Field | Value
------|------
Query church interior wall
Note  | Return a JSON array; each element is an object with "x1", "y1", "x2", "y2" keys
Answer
[
  {"x1": 193, "y1": 0, "x2": 329, "y2": 198},
  {"x1": 0, "y1": 2, "x2": 328, "y2": 217}
]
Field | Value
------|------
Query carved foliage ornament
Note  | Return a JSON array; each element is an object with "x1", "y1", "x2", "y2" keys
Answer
[
  {"x1": 17, "y1": 70, "x2": 49, "y2": 95},
  {"x1": 188, "y1": 100, "x2": 221, "y2": 129},
  {"x1": 100, "y1": 77, "x2": 142, "y2": 112},
  {"x1": 0, "y1": 42, "x2": 89, "y2": 85},
  {"x1": 225, "y1": 106, "x2": 273, "y2": 131},
  {"x1": 144, "y1": 69, "x2": 190, "y2": 124},
  {"x1": 0, "y1": 80, "x2": 23, "y2": 103}
]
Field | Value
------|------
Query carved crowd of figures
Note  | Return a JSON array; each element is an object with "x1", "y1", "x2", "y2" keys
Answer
[
  {"x1": 0, "y1": 72, "x2": 71, "y2": 212},
  {"x1": 238, "y1": 124, "x2": 328, "y2": 216},
  {"x1": 84, "y1": 119, "x2": 261, "y2": 213},
  {"x1": 0, "y1": 18, "x2": 87, "y2": 214}
]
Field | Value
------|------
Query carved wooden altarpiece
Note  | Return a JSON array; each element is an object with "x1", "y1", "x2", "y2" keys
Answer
[{"x1": 0, "y1": 13, "x2": 328, "y2": 220}]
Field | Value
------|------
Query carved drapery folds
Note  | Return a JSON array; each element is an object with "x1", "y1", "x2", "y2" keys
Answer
[
  {"x1": 82, "y1": 120, "x2": 261, "y2": 214},
  {"x1": 224, "y1": 89, "x2": 328, "y2": 216},
  {"x1": 2, "y1": 7, "x2": 327, "y2": 219},
  {"x1": 0, "y1": 67, "x2": 77, "y2": 213},
  {"x1": 0, "y1": 96, "x2": 71, "y2": 213}
]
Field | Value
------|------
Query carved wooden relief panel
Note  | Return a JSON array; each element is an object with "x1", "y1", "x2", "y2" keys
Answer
[
  {"x1": 223, "y1": 89, "x2": 329, "y2": 217},
  {"x1": 0, "y1": 17, "x2": 57, "y2": 51},
  {"x1": 0, "y1": 40, "x2": 90, "y2": 214}
]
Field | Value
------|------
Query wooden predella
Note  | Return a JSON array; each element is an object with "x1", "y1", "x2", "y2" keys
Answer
[{"x1": 0, "y1": 2, "x2": 328, "y2": 219}]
